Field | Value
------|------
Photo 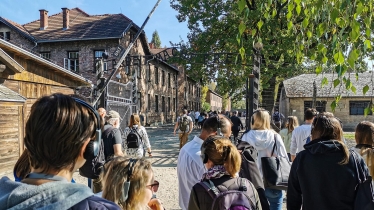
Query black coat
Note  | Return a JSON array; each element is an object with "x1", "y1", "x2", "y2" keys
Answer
[
  {"x1": 231, "y1": 116, "x2": 243, "y2": 131},
  {"x1": 287, "y1": 139, "x2": 369, "y2": 210}
]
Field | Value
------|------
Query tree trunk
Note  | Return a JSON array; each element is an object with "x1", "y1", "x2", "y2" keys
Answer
[{"x1": 261, "y1": 74, "x2": 277, "y2": 112}]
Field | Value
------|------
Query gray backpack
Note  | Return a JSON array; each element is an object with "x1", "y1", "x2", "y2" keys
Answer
[
  {"x1": 179, "y1": 116, "x2": 189, "y2": 132},
  {"x1": 198, "y1": 178, "x2": 256, "y2": 210}
]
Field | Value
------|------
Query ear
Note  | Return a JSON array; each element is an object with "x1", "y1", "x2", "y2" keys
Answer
[{"x1": 79, "y1": 138, "x2": 92, "y2": 158}]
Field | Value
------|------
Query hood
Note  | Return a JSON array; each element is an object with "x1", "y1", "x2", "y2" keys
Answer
[
  {"x1": 304, "y1": 139, "x2": 344, "y2": 154},
  {"x1": 0, "y1": 176, "x2": 93, "y2": 210},
  {"x1": 244, "y1": 130, "x2": 275, "y2": 150}
]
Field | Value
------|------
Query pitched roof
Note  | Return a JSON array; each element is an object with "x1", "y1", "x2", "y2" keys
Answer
[
  {"x1": 283, "y1": 72, "x2": 374, "y2": 98},
  {"x1": 22, "y1": 8, "x2": 134, "y2": 42},
  {"x1": 208, "y1": 89, "x2": 222, "y2": 98},
  {"x1": 0, "y1": 17, "x2": 35, "y2": 42},
  {"x1": 0, "y1": 84, "x2": 26, "y2": 102}
]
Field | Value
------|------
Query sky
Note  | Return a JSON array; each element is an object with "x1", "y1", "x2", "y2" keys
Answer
[{"x1": 0, "y1": 0, "x2": 189, "y2": 47}]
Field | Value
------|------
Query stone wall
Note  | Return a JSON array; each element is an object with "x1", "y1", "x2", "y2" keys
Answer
[
  {"x1": 0, "y1": 23, "x2": 35, "y2": 50},
  {"x1": 287, "y1": 97, "x2": 374, "y2": 131}
]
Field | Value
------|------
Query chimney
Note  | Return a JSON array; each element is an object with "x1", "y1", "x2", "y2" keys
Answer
[
  {"x1": 62, "y1": 8, "x2": 70, "y2": 30},
  {"x1": 149, "y1": 43, "x2": 154, "y2": 49},
  {"x1": 39, "y1": 9, "x2": 48, "y2": 30}
]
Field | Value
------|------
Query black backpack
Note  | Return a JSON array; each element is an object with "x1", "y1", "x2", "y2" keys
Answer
[
  {"x1": 126, "y1": 127, "x2": 143, "y2": 149},
  {"x1": 79, "y1": 128, "x2": 114, "y2": 179}
]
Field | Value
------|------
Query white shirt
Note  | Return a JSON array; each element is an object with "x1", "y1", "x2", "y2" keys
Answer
[
  {"x1": 177, "y1": 135, "x2": 206, "y2": 210},
  {"x1": 290, "y1": 124, "x2": 312, "y2": 155},
  {"x1": 194, "y1": 111, "x2": 200, "y2": 119}
]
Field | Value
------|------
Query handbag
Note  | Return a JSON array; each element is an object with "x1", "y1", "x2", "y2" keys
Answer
[
  {"x1": 261, "y1": 134, "x2": 291, "y2": 190},
  {"x1": 350, "y1": 150, "x2": 374, "y2": 210}
]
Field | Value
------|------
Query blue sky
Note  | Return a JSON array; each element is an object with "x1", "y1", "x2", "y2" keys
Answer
[{"x1": 0, "y1": 0, "x2": 189, "y2": 47}]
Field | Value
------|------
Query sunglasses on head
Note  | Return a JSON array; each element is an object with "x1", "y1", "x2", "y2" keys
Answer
[{"x1": 147, "y1": 180, "x2": 159, "y2": 192}]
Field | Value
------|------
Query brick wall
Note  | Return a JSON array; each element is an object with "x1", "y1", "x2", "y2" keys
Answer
[
  {"x1": 287, "y1": 97, "x2": 374, "y2": 131},
  {"x1": 0, "y1": 23, "x2": 34, "y2": 49}
]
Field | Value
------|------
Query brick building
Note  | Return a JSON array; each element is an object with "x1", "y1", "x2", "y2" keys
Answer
[
  {"x1": 206, "y1": 89, "x2": 223, "y2": 112},
  {"x1": 277, "y1": 73, "x2": 374, "y2": 131},
  {"x1": 0, "y1": 7, "x2": 200, "y2": 127}
]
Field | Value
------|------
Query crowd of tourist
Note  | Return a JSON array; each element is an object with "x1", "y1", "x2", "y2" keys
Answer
[{"x1": 0, "y1": 93, "x2": 373, "y2": 210}]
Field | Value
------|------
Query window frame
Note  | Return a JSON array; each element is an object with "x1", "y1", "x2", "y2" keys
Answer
[
  {"x1": 155, "y1": 95, "x2": 159, "y2": 112},
  {"x1": 162, "y1": 96, "x2": 165, "y2": 112},
  {"x1": 155, "y1": 67, "x2": 159, "y2": 84},
  {"x1": 304, "y1": 101, "x2": 327, "y2": 113},
  {"x1": 68, "y1": 51, "x2": 79, "y2": 72},
  {"x1": 94, "y1": 50, "x2": 108, "y2": 72},
  {"x1": 40, "y1": 52, "x2": 51, "y2": 60},
  {"x1": 162, "y1": 70, "x2": 165, "y2": 86},
  {"x1": 349, "y1": 101, "x2": 372, "y2": 115}
]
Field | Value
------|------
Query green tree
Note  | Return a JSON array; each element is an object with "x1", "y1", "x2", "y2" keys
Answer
[
  {"x1": 232, "y1": 100, "x2": 246, "y2": 110},
  {"x1": 207, "y1": 82, "x2": 216, "y2": 91},
  {"x1": 170, "y1": 0, "x2": 373, "y2": 113},
  {"x1": 202, "y1": 102, "x2": 211, "y2": 112},
  {"x1": 151, "y1": 30, "x2": 162, "y2": 48},
  {"x1": 201, "y1": 85, "x2": 209, "y2": 104}
]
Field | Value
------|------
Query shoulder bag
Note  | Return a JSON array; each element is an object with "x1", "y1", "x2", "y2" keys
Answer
[
  {"x1": 261, "y1": 134, "x2": 291, "y2": 190},
  {"x1": 351, "y1": 150, "x2": 374, "y2": 210}
]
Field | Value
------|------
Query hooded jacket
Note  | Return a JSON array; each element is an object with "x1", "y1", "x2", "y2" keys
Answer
[
  {"x1": 287, "y1": 139, "x2": 369, "y2": 210},
  {"x1": 241, "y1": 130, "x2": 288, "y2": 176},
  {"x1": 0, "y1": 176, "x2": 120, "y2": 210}
]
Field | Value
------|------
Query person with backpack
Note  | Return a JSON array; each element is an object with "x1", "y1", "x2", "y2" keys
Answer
[
  {"x1": 174, "y1": 109, "x2": 194, "y2": 149},
  {"x1": 241, "y1": 109, "x2": 287, "y2": 210},
  {"x1": 279, "y1": 116, "x2": 299, "y2": 161},
  {"x1": 103, "y1": 110, "x2": 124, "y2": 160},
  {"x1": 272, "y1": 109, "x2": 284, "y2": 130},
  {"x1": 231, "y1": 110, "x2": 244, "y2": 144},
  {"x1": 287, "y1": 113, "x2": 370, "y2": 210},
  {"x1": 0, "y1": 94, "x2": 121, "y2": 210},
  {"x1": 123, "y1": 113, "x2": 152, "y2": 158},
  {"x1": 188, "y1": 135, "x2": 262, "y2": 210}
]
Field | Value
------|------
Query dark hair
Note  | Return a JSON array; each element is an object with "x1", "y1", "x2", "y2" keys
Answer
[
  {"x1": 311, "y1": 113, "x2": 349, "y2": 164},
  {"x1": 24, "y1": 94, "x2": 98, "y2": 173},
  {"x1": 14, "y1": 149, "x2": 31, "y2": 180},
  {"x1": 202, "y1": 114, "x2": 232, "y2": 135},
  {"x1": 305, "y1": 108, "x2": 318, "y2": 120},
  {"x1": 355, "y1": 121, "x2": 374, "y2": 176}
]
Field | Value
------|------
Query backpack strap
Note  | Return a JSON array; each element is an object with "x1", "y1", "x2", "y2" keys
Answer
[
  {"x1": 103, "y1": 127, "x2": 116, "y2": 138},
  {"x1": 239, "y1": 178, "x2": 257, "y2": 209},
  {"x1": 271, "y1": 134, "x2": 278, "y2": 156},
  {"x1": 198, "y1": 180, "x2": 220, "y2": 199}
]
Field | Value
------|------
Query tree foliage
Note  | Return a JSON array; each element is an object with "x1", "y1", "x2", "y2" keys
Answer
[
  {"x1": 151, "y1": 30, "x2": 162, "y2": 48},
  {"x1": 202, "y1": 102, "x2": 211, "y2": 112},
  {"x1": 171, "y1": 0, "x2": 373, "y2": 113},
  {"x1": 201, "y1": 85, "x2": 209, "y2": 104}
]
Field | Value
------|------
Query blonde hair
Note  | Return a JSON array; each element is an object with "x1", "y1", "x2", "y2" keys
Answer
[
  {"x1": 128, "y1": 113, "x2": 141, "y2": 128},
  {"x1": 286, "y1": 116, "x2": 299, "y2": 134},
  {"x1": 252, "y1": 109, "x2": 271, "y2": 130},
  {"x1": 101, "y1": 157, "x2": 153, "y2": 210},
  {"x1": 204, "y1": 136, "x2": 241, "y2": 177},
  {"x1": 355, "y1": 121, "x2": 374, "y2": 177}
]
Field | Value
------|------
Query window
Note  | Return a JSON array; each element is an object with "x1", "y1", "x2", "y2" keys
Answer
[
  {"x1": 148, "y1": 94, "x2": 151, "y2": 110},
  {"x1": 148, "y1": 64, "x2": 151, "y2": 82},
  {"x1": 350, "y1": 101, "x2": 372, "y2": 115},
  {"x1": 155, "y1": 95, "x2": 159, "y2": 112},
  {"x1": 304, "y1": 101, "x2": 326, "y2": 113},
  {"x1": 94, "y1": 50, "x2": 108, "y2": 72},
  {"x1": 40, "y1": 52, "x2": 51, "y2": 60},
  {"x1": 155, "y1": 67, "x2": 159, "y2": 84},
  {"x1": 133, "y1": 56, "x2": 141, "y2": 78},
  {"x1": 68, "y1": 51, "x2": 79, "y2": 72},
  {"x1": 168, "y1": 97, "x2": 171, "y2": 112},
  {"x1": 0, "y1": 32, "x2": 10, "y2": 41},
  {"x1": 137, "y1": 92, "x2": 141, "y2": 110},
  {"x1": 162, "y1": 96, "x2": 165, "y2": 112},
  {"x1": 173, "y1": 98, "x2": 176, "y2": 111},
  {"x1": 162, "y1": 71, "x2": 165, "y2": 86},
  {"x1": 168, "y1": 73, "x2": 171, "y2": 88}
]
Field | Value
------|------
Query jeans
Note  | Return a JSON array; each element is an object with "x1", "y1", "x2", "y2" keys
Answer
[{"x1": 265, "y1": 188, "x2": 283, "y2": 210}]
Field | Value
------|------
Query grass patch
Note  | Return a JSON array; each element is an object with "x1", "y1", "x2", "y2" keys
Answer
[{"x1": 344, "y1": 134, "x2": 355, "y2": 140}]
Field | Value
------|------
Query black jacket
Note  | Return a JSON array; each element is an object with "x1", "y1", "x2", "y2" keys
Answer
[
  {"x1": 287, "y1": 139, "x2": 369, "y2": 210},
  {"x1": 231, "y1": 116, "x2": 243, "y2": 131}
]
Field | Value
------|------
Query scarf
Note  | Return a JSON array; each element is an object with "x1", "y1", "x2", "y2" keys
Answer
[{"x1": 202, "y1": 165, "x2": 230, "y2": 180}]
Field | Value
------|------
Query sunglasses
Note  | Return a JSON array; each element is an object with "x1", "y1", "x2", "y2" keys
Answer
[{"x1": 146, "y1": 180, "x2": 159, "y2": 192}]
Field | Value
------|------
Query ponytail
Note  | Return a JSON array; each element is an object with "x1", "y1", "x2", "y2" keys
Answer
[
  {"x1": 223, "y1": 144, "x2": 241, "y2": 177},
  {"x1": 361, "y1": 148, "x2": 374, "y2": 177}
]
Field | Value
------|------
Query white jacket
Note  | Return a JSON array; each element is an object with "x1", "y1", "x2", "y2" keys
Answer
[{"x1": 241, "y1": 130, "x2": 288, "y2": 176}]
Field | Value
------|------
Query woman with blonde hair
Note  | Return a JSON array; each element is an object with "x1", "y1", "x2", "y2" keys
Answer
[
  {"x1": 188, "y1": 135, "x2": 262, "y2": 210},
  {"x1": 279, "y1": 116, "x2": 299, "y2": 161},
  {"x1": 353, "y1": 121, "x2": 374, "y2": 176},
  {"x1": 241, "y1": 109, "x2": 287, "y2": 210},
  {"x1": 287, "y1": 113, "x2": 369, "y2": 210},
  {"x1": 123, "y1": 113, "x2": 152, "y2": 158},
  {"x1": 101, "y1": 157, "x2": 163, "y2": 210}
]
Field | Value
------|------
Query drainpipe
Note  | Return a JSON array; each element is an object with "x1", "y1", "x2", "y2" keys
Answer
[
  {"x1": 31, "y1": 41, "x2": 38, "y2": 52},
  {"x1": 146, "y1": 56, "x2": 155, "y2": 125}
]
